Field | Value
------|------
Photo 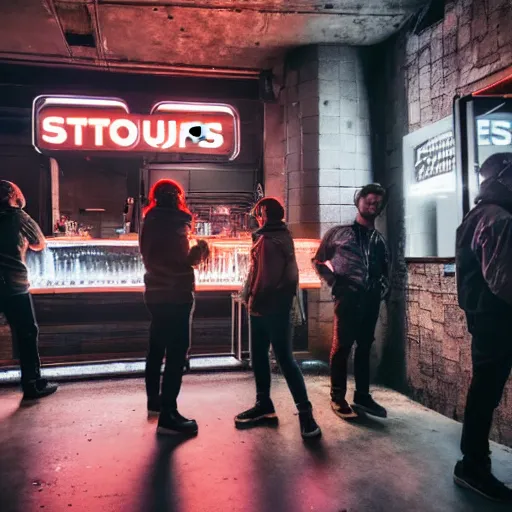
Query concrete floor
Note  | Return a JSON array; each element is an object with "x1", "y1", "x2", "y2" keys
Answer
[{"x1": 0, "y1": 373, "x2": 511, "y2": 512}]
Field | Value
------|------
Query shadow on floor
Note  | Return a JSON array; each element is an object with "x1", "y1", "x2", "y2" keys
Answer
[{"x1": 138, "y1": 434, "x2": 194, "y2": 512}]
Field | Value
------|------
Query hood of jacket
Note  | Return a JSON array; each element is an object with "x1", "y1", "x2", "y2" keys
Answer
[{"x1": 475, "y1": 177, "x2": 512, "y2": 214}]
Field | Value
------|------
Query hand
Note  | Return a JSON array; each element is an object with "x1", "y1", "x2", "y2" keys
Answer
[{"x1": 196, "y1": 239, "x2": 210, "y2": 259}]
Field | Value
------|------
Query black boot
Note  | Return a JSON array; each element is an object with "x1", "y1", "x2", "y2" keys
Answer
[
  {"x1": 297, "y1": 402, "x2": 321, "y2": 440},
  {"x1": 157, "y1": 410, "x2": 198, "y2": 436},
  {"x1": 235, "y1": 398, "x2": 278, "y2": 429},
  {"x1": 353, "y1": 391, "x2": 387, "y2": 418},
  {"x1": 454, "y1": 459, "x2": 512, "y2": 503},
  {"x1": 22, "y1": 379, "x2": 58, "y2": 401}
]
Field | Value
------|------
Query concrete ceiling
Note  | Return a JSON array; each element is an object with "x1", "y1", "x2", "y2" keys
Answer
[{"x1": 0, "y1": 1, "x2": 426, "y2": 75}]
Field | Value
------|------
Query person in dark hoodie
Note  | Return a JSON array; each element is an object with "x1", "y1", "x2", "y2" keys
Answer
[
  {"x1": 312, "y1": 183, "x2": 389, "y2": 420},
  {"x1": 235, "y1": 197, "x2": 321, "y2": 440},
  {"x1": 0, "y1": 180, "x2": 58, "y2": 400},
  {"x1": 140, "y1": 179, "x2": 209, "y2": 436},
  {"x1": 454, "y1": 152, "x2": 512, "y2": 503}
]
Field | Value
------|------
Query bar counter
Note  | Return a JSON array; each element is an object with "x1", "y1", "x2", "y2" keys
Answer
[
  {"x1": 27, "y1": 236, "x2": 321, "y2": 293},
  {"x1": 0, "y1": 236, "x2": 320, "y2": 369}
]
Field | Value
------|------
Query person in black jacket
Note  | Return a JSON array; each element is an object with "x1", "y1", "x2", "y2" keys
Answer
[
  {"x1": 313, "y1": 184, "x2": 389, "y2": 420},
  {"x1": 140, "y1": 179, "x2": 209, "y2": 436},
  {"x1": 235, "y1": 197, "x2": 321, "y2": 440},
  {"x1": 0, "y1": 180, "x2": 58, "y2": 400},
  {"x1": 454, "y1": 153, "x2": 512, "y2": 503}
]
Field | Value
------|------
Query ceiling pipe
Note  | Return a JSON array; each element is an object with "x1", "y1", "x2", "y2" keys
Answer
[{"x1": 0, "y1": 54, "x2": 260, "y2": 79}]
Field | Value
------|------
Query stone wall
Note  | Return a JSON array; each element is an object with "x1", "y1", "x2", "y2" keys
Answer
[
  {"x1": 404, "y1": 0, "x2": 512, "y2": 130},
  {"x1": 406, "y1": 262, "x2": 512, "y2": 447},
  {"x1": 366, "y1": 0, "x2": 512, "y2": 446}
]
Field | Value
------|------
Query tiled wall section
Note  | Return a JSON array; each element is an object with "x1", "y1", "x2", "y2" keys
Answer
[
  {"x1": 283, "y1": 45, "x2": 371, "y2": 240},
  {"x1": 406, "y1": 263, "x2": 512, "y2": 447}
]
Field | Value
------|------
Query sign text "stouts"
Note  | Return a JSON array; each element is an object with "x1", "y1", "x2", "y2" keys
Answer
[
  {"x1": 41, "y1": 115, "x2": 223, "y2": 150},
  {"x1": 32, "y1": 97, "x2": 239, "y2": 159}
]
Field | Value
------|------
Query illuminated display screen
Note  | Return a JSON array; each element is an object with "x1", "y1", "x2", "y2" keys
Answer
[{"x1": 32, "y1": 96, "x2": 240, "y2": 159}]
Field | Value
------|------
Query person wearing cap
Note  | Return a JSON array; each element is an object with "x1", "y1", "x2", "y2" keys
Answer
[
  {"x1": 313, "y1": 183, "x2": 389, "y2": 419},
  {"x1": 0, "y1": 180, "x2": 58, "y2": 400},
  {"x1": 235, "y1": 197, "x2": 321, "y2": 440},
  {"x1": 454, "y1": 152, "x2": 512, "y2": 503}
]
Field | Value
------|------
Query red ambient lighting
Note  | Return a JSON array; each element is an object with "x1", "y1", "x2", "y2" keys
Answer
[{"x1": 32, "y1": 96, "x2": 240, "y2": 159}]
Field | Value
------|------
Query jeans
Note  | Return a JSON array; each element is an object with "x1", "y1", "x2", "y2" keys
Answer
[
  {"x1": 250, "y1": 301, "x2": 309, "y2": 408},
  {"x1": 0, "y1": 291, "x2": 42, "y2": 389},
  {"x1": 330, "y1": 289, "x2": 381, "y2": 402},
  {"x1": 144, "y1": 300, "x2": 193, "y2": 411},
  {"x1": 460, "y1": 314, "x2": 512, "y2": 465}
]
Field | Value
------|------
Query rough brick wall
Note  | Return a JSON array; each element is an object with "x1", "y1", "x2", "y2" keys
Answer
[
  {"x1": 405, "y1": 0, "x2": 512, "y2": 130},
  {"x1": 367, "y1": 0, "x2": 512, "y2": 447},
  {"x1": 406, "y1": 263, "x2": 512, "y2": 447}
]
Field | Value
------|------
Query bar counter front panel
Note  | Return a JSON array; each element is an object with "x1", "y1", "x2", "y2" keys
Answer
[{"x1": 0, "y1": 238, "x2": 320, "y2": 366}]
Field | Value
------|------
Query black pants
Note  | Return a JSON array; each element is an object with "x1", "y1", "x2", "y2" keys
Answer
[
  {"x1": 461, "y1": 315, "x2": 512, "y2": 465},
  {"x1": 0, "y1": 291, "x2": 42, "y2": 389},
  {"x1": 330, "y1": 290, "x2": 381, "y2": 402},
  {"x1": 145, "y1": 301, "x2": 193, "y2": 411},
  {"x1": 250, "y1": 303, "x2": 309, "y2": 408}
]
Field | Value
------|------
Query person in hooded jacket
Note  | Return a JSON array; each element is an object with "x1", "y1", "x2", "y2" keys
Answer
[
  {"x1": 312, "y1": 183, "x2": 390, "y2": 420},
  {"x1": 454, "y1": 152, "x2": 512, "y2": 503},
  {"x1": 0, "y1": 180, "x2": 58, "y2": 400},
  {"x1": 235, "y1": 197, "x2": 321, "y2": 440},
  {"x1": 140, "y1": 179, "x2": 209, "y2": 436}
]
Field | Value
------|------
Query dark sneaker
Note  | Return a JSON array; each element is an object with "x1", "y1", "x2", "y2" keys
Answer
[
  {"x1": 331, "y1": 399, "x2": 358, "y2": 419},
  {"x1": 454, "y1": 459, "x2": 512, "y2": 503},
  {"x1": 235, "y1": 400, "x2": 278, "y2": 429},
  {"x1": 353, "y1": 392, "x2": 387, "y2": 418},
  {"x1": 298, "y1": 410, "x2": 322, "y2": 439},
  {"x1": 157, "y1": 410, "x2": 198, "y2": 436},
  {"x1": 147, "y1": 396, "x2": 161, "y2": 416},
  {"x1": 22, "y1": 379, "x2": 58, "y2": 401}
]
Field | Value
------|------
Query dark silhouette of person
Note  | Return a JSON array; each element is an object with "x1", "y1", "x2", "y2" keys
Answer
[
  {"x1": 454, "y1": 152, "x2": 512, "y2": 503},
  {"x1": 0, "y1": 180, "x2": 58, "y2": 400},
  {"x1": 140, "y1": 179, "x2": 209, "y2": 436}
]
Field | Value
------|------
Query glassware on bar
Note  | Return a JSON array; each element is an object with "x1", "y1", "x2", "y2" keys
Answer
[{"x1": 26, "y1": 238, "x2": 320, "y2": 291}]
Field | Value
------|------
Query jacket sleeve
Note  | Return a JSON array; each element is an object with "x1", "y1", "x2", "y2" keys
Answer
[
  {"x1": 311, "y1": 226, "x2": 342, "y2": 287},
  {"x1": 473, "y1": 217, "x2": 512, "y2": 306},
  {"x1": 251, "y1": 238, "x2": 285, "y2": 299},
  {"x1": 180, "y1": 226, "x2": 206, "y2": 267},
  {"x1": 20, "y1": 211, "x2": 46, "y2": 250}
]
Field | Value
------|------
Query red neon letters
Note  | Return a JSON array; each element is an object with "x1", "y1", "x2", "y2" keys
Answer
[{"x1": 33, "y1": 97, "x2": 239, "y2": 159}]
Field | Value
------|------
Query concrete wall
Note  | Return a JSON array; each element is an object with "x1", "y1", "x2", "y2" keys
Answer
[
  {"x1": 367, "y1": 0, "x2": 512, "y2": 446},
  {"x1": 283, "y1": 45, "x2": 371, "y2": 240}
]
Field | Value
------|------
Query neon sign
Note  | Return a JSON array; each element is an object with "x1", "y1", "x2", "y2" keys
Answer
[
  {"x1": 477, "y1": 119, "x2": 512, "y2": 146},
  {"x1": 32, "y1": 96, "x2": 240, "y2": 159}
]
